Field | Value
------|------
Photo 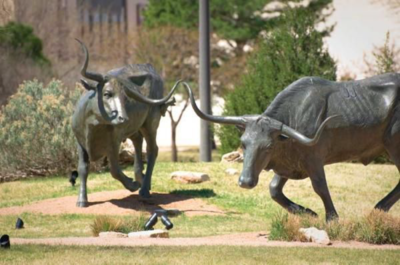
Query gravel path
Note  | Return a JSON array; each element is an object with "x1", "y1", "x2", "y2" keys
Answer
[
  {"x1": 11, "y1": 233, "x2": 400, "y2": 250},
  {"x1": 0, "y1": 190, "x2": 224, "y2": 217}
]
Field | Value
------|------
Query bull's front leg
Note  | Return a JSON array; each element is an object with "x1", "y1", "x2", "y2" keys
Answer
[
  {"x1": 107, "y1": 143, "x2": 141, "y2": 192},
  {"x1": 307, "y1": 164, "x2": 338, "y2": 222},
  {"x1": 269, "y1": 174, "x2": 317, "y2": 217},
  {"x1": 77, "y1": 144, "x2": 89, "y2": 207},
  {"x1": 139, "y1": 132, "x2": 159, "y2": 198}
]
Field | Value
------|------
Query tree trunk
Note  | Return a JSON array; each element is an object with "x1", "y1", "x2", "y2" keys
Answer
[{"x1": 171, "y1": 123, "x2": 178, "y2": 162}]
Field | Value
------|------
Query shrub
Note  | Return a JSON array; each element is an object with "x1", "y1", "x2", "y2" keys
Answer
[
  {"x1": 357, "y1": 210, "x2": 400, "y2": 245},
  {"x1": 269, "y1": 211, "x2": 306, "y2": 241},
  {"x1": 217, "y1": 7, "x2": 336, "y2": 154},
  {"x1": 91, "y1": 214, "x2": 147, "y2": 236},
  {"x1": 0, "y1": 22, "x2": 49, "y2": 65},
  {"x1": 269, "y1": 210, "x2": 400, "y2": 245},
  {"x1": 0, "y1": 22, "x2": 52, "y2": 107},
  {"x1": 0, "y1": 79, "x2": 80, "y2": 177}
]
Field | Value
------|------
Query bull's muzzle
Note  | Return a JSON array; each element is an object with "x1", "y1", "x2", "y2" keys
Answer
[
  {"x1": 111, "y1": 111, "x2": 129, "y2": 124},
  {"x1": 238, "y1": 175, "x2": 257, "y2": 189}
]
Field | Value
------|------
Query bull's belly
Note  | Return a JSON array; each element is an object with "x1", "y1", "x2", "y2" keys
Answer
[{"x1": 323, "y1": 127, "x2": 386, "y2": 165}]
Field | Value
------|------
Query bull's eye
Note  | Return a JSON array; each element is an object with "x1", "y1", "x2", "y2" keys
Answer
[{"x1": 104, "y1": 91, "x2": 113, "y2": 99}]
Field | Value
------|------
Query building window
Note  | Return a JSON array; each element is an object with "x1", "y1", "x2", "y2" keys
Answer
[{"x1": 78, "y1": 0, "x2": 127, "y2": 32}]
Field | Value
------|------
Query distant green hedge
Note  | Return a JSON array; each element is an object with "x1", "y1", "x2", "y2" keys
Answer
[{"x1": 0, "y1": 22, "x2": 49, "y2": 65}]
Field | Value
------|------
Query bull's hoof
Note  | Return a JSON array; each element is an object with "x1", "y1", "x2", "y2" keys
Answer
[
  {"x1": 326, "y1": 212, "x2": 339, "y2": 223},
  {"x1": 304, "y1": 208, "x2": 318, "y2": 217},
  {"x1": 125, "y1": 180, "x2": 141, "y2": 192},
  {"x1": 139, "y1": 188, "x2": 151, "y2": 199},
  {"x1": 76, "y1": 201, "x2": 89, "y2": 208}
]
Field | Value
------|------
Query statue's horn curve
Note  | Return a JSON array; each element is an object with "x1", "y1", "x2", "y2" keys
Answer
[
  {"x1": 181, "y1": 82, "x2": 246, "y2": 126},
  {"x1": 75, "y1": 39, "x2": 105, "y2": 83}
]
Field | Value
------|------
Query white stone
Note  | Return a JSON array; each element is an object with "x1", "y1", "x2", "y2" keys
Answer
[
  {"x1": 225, "y1": 168, "x2": 239, "y2": 176},
  {"x1": 221, "y1": 151, "x2": 243, "y2": 163},
  {"x1": 119, "y1": 139, "x2": 146, "y2": 164},
  {"x1": 299, "y1": 227, "x2": 331, "y2": 245},
  {"x1": 128, "y1": 229, "x2": 169, "y2": 238},
  {"x1": 99, "y1": 232, "x2": 128, "y2": 238},
  {"x1": 170, "y1": 171, "x2": 210, "y2": 184}
]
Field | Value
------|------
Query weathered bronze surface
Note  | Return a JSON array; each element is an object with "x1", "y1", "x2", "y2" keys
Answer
[
  {"x1": 183, "y1": 74, "x2": 400, "y2": 221},
  {"x1": 72, "y1": 40, "x2": 180, "y2": 207}
]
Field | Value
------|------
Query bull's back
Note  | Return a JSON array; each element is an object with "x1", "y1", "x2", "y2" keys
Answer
[
  {"x1": 267, "y1": 73, "x2": 400, "y2": 167},
  {"x1": 327, "y1": 73, "x2": 400, "y2": 128}
]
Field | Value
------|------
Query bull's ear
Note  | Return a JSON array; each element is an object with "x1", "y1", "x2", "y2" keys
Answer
[
  {"x1": 80, "y1": 79, "x2": 96, "y2": 91},
  {"x1": 128, "y1": 74, "x2": 151, "y2": 87},
  {"x1": 236, "y1": 124, "x2": 246, "y2": 133},
  {"x1": 278, "y1": 134, "x2": 289, "y2": 141}
]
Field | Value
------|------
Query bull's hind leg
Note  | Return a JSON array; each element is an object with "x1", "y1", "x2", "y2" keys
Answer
[
  {"x1": 269, "y1": 174, "x2": 318, "y2": 217},
  {"x1": 107, "y1": 142, "x2": 141, "y2": 192},
  {"x1": 130, "y1": 133, "x2": 144, "y2": 184},
  {"x1": 77, "y1": 144, "x2": 89, "y2": 207},
  {"x1": 376, "y1": 143, "x2": 400, "y2": 211}
]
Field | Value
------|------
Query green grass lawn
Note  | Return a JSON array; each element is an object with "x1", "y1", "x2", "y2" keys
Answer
[
  {"x1": 1, "y1": 245, "x2": 399, "y2": 265},
  {"x1": 0, "y1": 160, "x2": 399, "y2": 239},
  {"x1": 1, "y1": 156, "x2": 399, "y2": 263}
]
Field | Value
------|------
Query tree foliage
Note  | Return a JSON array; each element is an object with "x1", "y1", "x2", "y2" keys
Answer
[
  {"x1": 144, "y1": 0, "x2": 333, "y2": 47},
  {"x1": 364, "y1": 32, "x2": 400, "y2": 75},
  {"x1": 218, "y1": 7, "x2": 337, "y2": 154},
  {"x1": 0, "y1": 22, "x2": 49, "y2": 64}
]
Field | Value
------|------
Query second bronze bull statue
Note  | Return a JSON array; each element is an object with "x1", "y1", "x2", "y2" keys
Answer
[
  {"x1": 72, "y1": 40, "x2": 181, "y2": 207},
  {"x1": 182, "y1": 73, "x2": 400, "y2": 222}
]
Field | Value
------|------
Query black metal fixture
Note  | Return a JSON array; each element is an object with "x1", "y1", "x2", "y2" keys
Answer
[
  {"x1": 15, "y1": 217, "x2": 24, "y2": 229},
  {"x1": 0, "y1": 235, "x2": 10, "y2": 249},
  {"x1": 144, "y1": 209, "x2": 174, "y2": 231}
]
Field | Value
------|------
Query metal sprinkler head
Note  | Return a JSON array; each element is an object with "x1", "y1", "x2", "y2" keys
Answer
[
  {"x1": 15, "y1": 217, "x2": 24, "y2": 229},
  {"x1": 0, "y1": 235, "x2": 10, "y2": 249},
  {"x1": 160, "y1": 215, "x2": 173, "y2": 230},
  {"x1": 69, "y1": 171, "x2": 78, "y2": 186},
  {"x1": 144, "y1": 213, "x2": 158, "y2": 230}
]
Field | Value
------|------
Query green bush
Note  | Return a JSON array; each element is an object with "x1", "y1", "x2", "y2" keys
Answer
[
  {"x1": 217, "y1": 7, "x2": 336, "y2": 154},
  {"x1": 0, "y1": 22, "x2": 49, "y2": 65},
  {"x1": 0, "y1": 80, "x2": 80, "y2": 177}
]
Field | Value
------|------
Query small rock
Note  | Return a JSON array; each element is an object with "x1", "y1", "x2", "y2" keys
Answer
[
  {"x1": 170, "y1": 171, "x2": 210, "y2": 184},
  {"x1": 99, "y1": 232, "x2": 128, "y2": 238},
  {"x1": 225, "y1": 168, "x2": 239, "y2": 175},
  {"x1": 119, "y1": 139, "x2": 146, "y2": 164},
  {"x1": 128, "y1": 229, "x2": 169, "y2": 238},
  {"x1": 221, "y1": 151, "x2": 243, "y2": 163},
  {"x1": 299, "y1": 227, "x2": 331, "y2": 245}
]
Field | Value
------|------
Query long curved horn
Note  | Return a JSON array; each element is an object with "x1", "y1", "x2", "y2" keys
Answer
[
  {"x1": 75, "y1": 39, "x2": 105, "y2": 83},
  {"x1": 281, "y1": 115, "x2": 340, "y2": 146},
  {"x1": 118, "y1": 77, "x2": 182, "y2": 105},
  {"x1": 182, "y1": 82, "x2": 246, "y2": 125}
]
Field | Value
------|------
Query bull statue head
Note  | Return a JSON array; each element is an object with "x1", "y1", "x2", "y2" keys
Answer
[
  {"x1": 76, "y1": 39, "x2": 180, "y2": 125},
  {"x1": 181, "y1": 82, "x2": 337, "y2": 189}
]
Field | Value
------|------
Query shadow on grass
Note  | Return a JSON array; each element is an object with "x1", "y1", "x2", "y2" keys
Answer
[{"x1": 170, "y1": 189, "x2": 217, "y2": 198}]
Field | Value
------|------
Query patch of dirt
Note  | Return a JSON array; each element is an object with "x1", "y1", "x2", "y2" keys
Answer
[
  {"x1": 12, "y1": 233, "x2": 400, "y2": 250},
  {"x1": 0, "y1": 190, "x2": 224, "y2": 217}
]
